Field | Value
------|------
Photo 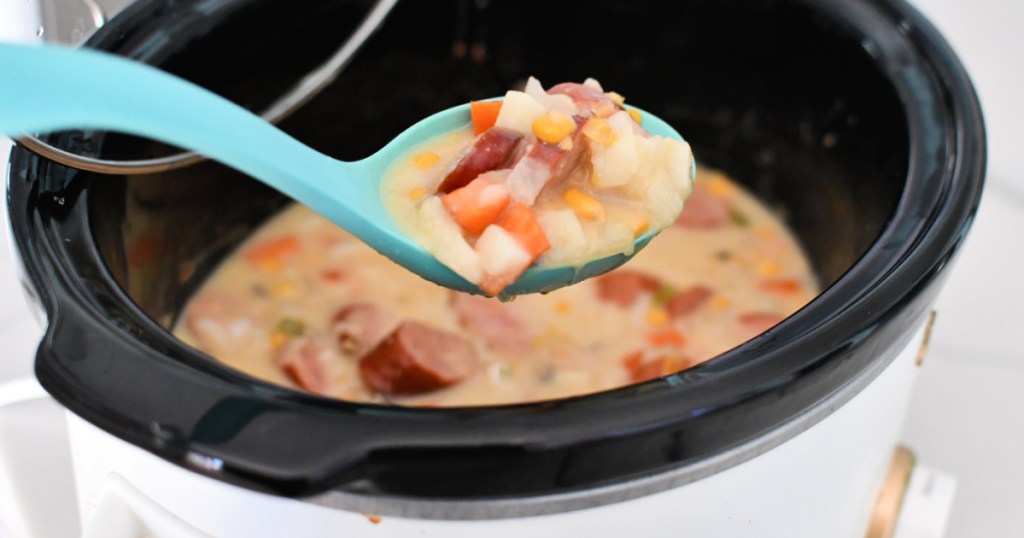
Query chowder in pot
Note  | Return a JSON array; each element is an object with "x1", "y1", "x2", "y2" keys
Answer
[{"x1": 174, "y1": 167, "x2": 818, "y2": 406}]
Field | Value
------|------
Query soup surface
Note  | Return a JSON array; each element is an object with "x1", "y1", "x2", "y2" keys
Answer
[{"x1": 173, "y1": 169, "x2": 817, "y2": 406}]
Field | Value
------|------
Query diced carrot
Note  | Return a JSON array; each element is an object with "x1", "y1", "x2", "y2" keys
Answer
[
  {"x1": 471, "y1": 101, "x2": 503, "y2": 135},
  {"x1": 647, "y1": 328, "x2": 687, "y2": 348},
  {"x1": 441, "y1": 175, "x2": 511, "y2": 235},
  {"x1": 497, "y1": 202, "x2": 550, "y2": 258},
  {"x1": 759, "y1": 278, "x2": 802, "y2": 294},
  {"x1": 244, "y1": 235, "x2": 301, "y2": 264},
  {"x1": 621, "y1": 350, "x2": 644, "y2": 372}
]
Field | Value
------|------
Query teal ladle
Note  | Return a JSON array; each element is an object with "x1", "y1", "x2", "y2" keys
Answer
[{"x1": 0, "y1": 43, "x2": 686, "y2": 297}]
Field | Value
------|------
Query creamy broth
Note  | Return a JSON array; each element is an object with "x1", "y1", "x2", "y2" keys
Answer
[{"x1": 173, "y1": 169, "x2": 816, "y2": 406}]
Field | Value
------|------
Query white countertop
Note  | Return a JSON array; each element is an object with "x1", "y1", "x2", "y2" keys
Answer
[{"x1": 0, "y1": 0, "x2": 1022, "y2": 536}]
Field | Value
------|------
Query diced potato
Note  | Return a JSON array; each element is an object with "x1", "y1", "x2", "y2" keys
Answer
[
  {"x1": 629, "y1": 136, "x2": 693, "y2": 231},
  {"x1": 476, "y1": 225, "x2": 533, "y2": 278},
  {"x1": 584, "y1": 220, "x2": 635, "y2": 260},
  {"x1": 475, "y1": 224, "x2": 534, "y2": 295},
  {"x1": 604, "y1": 221, "x2": 639, "y2": 255},
  {"x1": 589, "y1": 111, "x2": 640, "y2": 189},
  {"x1": 604, "y1": 203, "x2": 650, "y2": 237},
  {"x1": 534, "y1": 209, "x2": 587, "y2": 266},
  {"x1": 494, "y1": 90, "x2": 548, "y2": 136},
  {"x1": 581, "y1": 119, "x2": 615, "y2": 147},
  {"x1": 417, "y1": 197, "x2": 483, "y2": 283}
]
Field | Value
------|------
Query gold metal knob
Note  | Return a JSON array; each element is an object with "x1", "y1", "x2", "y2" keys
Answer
[
  {"x1": 866, "y1": 446, "x2": 916, "y2": 538},
  {"x1": 916, "y1": 311, "x2": 938, "y2": 367}
]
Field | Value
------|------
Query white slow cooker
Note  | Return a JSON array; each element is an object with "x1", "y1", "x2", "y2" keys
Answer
[{"x1": 3, "y1": 0, "x2": 985, "y2": 536}]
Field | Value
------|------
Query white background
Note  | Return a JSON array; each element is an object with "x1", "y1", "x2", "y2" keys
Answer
[{"x1": 0, "y1": 0, "x2": 1022, "y2": 536}]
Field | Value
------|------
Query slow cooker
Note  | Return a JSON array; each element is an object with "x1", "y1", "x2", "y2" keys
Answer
[{"x1": 5, "y1": 0, "x2": 985, "y2": 536}]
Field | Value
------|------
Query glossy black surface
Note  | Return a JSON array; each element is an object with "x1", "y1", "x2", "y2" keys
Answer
[{"x1": 7, "y1": 0, "x2": 984, "y2": 499}]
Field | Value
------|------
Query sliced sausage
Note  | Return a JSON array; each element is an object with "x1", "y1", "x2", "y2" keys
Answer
[
  {"x1": 594, "y1": 270, "x2": 662, "y2": 308},
  {"x1": 331, "y1": 303, "x2": 400, "y2": 357},
  {"x1": 667, "y1": 286, "x2": 714, "y2": 319},
  {"x1": 547, "y1": 82, "x2": 623, "y2": 119},
  {"x1": 450, "y1": 292, "x2": 531, "y2": 354},
  {"x1": 437, "y1": 127, "x2": 523, "y2": 194},
  {"x1": 183, "y1": 292, "x2": 254, "y2": 350},
  {"x1": 504, "y1": 116, "x2": 588, "y2": 204},
  {"x1": 277, "y1": 337, "x2": 329, "y2": 394},
  {"x1": 674, "y1": 185, "x2": 730, "y2": 229},
  {"x1": 359, "y1": 321, "x2": 479, "y2": 396},
  {"x1": 622, "y1": 350, "x2": 694, "y2": 383}
]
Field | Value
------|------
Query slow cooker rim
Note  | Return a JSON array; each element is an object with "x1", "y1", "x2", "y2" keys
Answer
[{"x1": 7, "y1": 0, "x2": 985, "y2": 503}]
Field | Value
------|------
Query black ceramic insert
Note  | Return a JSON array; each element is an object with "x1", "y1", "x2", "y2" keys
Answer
[{"x1": 7, "y1": 0, "x2": 984, "y2": 501}]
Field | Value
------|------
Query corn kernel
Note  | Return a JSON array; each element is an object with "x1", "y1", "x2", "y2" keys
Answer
[
  {"x1": 605, "y1": 91, "x2": 626, "y2": 105},
  {"x1": 755, "y1": 225, "x2": 776, "y2": 240},
  {"x1": 582, "y1": 119, "x2": 615, "y2": 146},
  {"x1": 756, "y1": 260, "x2": 781, "y2": 278},
  {"x1": 707, "y1": 177, "x2": 736, "y2": 198},
  {"x1": 660, "y1": 355, "x2": 689, "y2": 375},
  {"x1": 627, "y1": 108, "x2": 643, "y2": 124},
  {"x1": 269, "y1": 332, "x2": 288, "y2": 349},
  {"x1": 554, "y1": 301, "x2": 572, "y2": 315},
  {"x1": 532, "y1": 111, "x2": 577, "y2": 144},
  {"x1": 532, "y1": 325, "x2": 567, "y2": 348},
  {"x1": 558, "y1": 138, "x2": 574, "y2": 151},
  {"x1": 273, "y1": 282, "x2": 296, "y2": 298},
  {"x1": 258, "y1": 259, "x2": 282, "y2": 273},
  {"x1": 408, "y1": 187, "x2": 427, "y2": 200},
  {"x1": 712, "y1": 295, "x2": 731, "y2": 311},
  {"x1": 628, "y1": 214, "x2": 650, "y2": 237},
  {"x1": 646, "y1": 306, "x2": 670, "y2": 326},
  {"x1": 411, "y1": 152, "x2": 441, "y2": 168},
  {"x1": 563, "y1": 189, "x2": 605, "y2": 221}
]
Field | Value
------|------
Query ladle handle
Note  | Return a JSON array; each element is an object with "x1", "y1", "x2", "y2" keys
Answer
[{"x1": 0, "y1": 43, "x2": 345, "y2": 204}]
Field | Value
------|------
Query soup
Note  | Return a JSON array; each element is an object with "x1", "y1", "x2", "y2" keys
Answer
[{"x1": 173, "y1": 168, "x2": 817, "y2": 406}]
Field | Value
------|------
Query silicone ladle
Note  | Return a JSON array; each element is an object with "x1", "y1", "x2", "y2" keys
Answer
[{"x1": 0, "y1": 43, "x2": 687, "y2": 296}]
